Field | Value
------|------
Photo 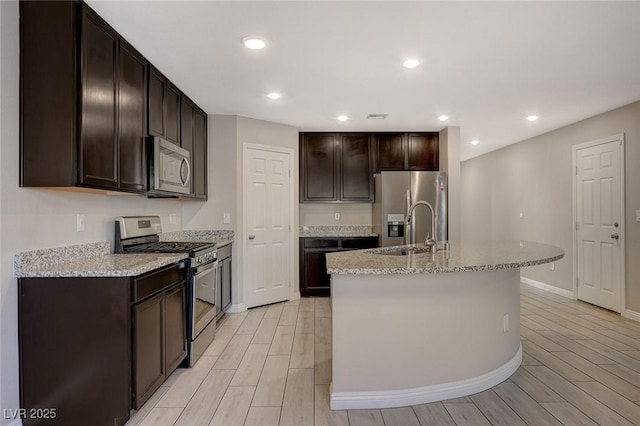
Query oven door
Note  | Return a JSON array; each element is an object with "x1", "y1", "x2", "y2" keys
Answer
[{"x1": 192, "y1": 260, "x2": 218, "y2": 338}]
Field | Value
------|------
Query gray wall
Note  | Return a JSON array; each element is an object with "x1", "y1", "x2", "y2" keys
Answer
[
  {"x1": 461, "y1": 101, "x2": 640, "y2": 312},
  {"x1": 193, "y1": 115, "x2": 299, "y2": 309}
]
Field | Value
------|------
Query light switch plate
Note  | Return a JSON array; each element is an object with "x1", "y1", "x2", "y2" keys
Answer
[{"x1": 636, "y1": 209, "x2": 640, "y2": 222}]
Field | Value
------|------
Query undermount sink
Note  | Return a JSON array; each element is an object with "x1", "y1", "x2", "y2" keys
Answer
[{"x1": 373, "y1": 247, "x2": 433, "y2": 256}]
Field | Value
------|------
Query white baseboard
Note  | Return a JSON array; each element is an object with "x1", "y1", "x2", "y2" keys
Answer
[
  {"x1": 330, "y1": 344, "x2": 522, "y2": 410},
  {"x1": 290, "y1": 291, "x2": 301, "y2": 301},
  {"x1": 226, "y1": 303, "x2": 247, "y2": 313},
  {"x1": 520, "y1": 277, "x2": 575, "y2": 299},
  {"x1": 623, "y1": 309, "x2": 640, "y2": 323}
]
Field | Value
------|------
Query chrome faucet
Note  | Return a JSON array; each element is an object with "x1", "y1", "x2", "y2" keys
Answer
[{"x1": 406, "y1": 200, "x2": 437, "y2": 253}]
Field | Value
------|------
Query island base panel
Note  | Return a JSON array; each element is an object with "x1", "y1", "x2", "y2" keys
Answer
[{"x1": 330, "y1": 268, "x2": 521, "y2": 409}]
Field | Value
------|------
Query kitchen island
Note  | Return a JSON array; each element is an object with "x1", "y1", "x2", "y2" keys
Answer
[{"x1": 326, "y1": 240, "x2": 563, "y2": 410}]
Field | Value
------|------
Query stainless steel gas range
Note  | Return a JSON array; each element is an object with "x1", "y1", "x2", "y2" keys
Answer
[{"x1": 115, "y1": 216, "x2": 217, "y2": 367}]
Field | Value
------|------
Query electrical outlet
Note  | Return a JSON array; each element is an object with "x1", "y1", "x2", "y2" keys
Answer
[
  {"x1": 503, "y1": 314, "x2": 509, "y2": 332},
  {"x1": 169, "y1": 214, "x2": 177, "y2": 224},
  {"x1": 519, "y1": 211, "x2": 524, "y2": 219},
  {"x1": 76, "y1": 214, "x2": 85, "y2": 232},
  {"x1": 334, "y1": 212, "x2": 340, "y2": 221},
  {"x1": 223, "y1": 213, "x2": 231, "y2": 224},
  {"x1": 636, "y1": 209, "x2": 640, "y2": 222},
  {"x1": 551, "y1": 262, "x2": 555, "y2": 271}
]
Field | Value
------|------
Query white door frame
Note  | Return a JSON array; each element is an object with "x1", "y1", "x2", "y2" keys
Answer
[
  {"x1": 572, "y1": 133, "x2": 625, "y2": 312},
  {"x1": 242, "y1": 143, "x2": 296, "y2": 305}
]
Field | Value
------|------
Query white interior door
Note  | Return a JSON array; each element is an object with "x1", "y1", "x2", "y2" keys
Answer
[
  {"x1": 575, "y1": 136, "x2": 624, "y2": 312},
  {"x1": 244, "y1": 145, "x2": 292, "y2": 308}
]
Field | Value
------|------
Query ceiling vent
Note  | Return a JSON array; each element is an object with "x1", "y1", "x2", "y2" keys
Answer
[{"x1": 366, "y1": 114, "x2": 388, "y2": 120}]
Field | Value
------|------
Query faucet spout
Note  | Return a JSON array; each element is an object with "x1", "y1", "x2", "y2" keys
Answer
[{"x1": 406, "y1": 200, "x2": 437, "y2": 252}]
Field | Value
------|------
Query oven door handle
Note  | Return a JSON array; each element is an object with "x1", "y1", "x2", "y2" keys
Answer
[{"x1": 192, "y1": 260, "x2": 218, "y2": 275}]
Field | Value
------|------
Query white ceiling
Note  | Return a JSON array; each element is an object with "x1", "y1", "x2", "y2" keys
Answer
[{"x1": 87, "y1": 1, "x2": 640, "y2": 161}]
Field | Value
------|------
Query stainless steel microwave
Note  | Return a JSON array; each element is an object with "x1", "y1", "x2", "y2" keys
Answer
[{"x1": 147, "y1": 137, "x2": 191, "y2": 196}]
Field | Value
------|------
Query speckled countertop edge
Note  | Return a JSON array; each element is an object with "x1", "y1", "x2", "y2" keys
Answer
[
  {"x1": 161, "y1": 230, "x2": 235, "y2": 245},
  {"x1": 299, "y1": 225, "x2": 378, "y2": 238},
  {"x1": 326, "y1": 241, "x2": 565, "y2": 275},
  {"x1": 14, "y1": 241, "x2": 187, "y2": 278}
]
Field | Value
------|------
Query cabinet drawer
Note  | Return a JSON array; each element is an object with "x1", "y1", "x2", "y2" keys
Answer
[
  {"x1": 341, "y1": 237, "x2": 378, "y2": 249},
  {"x1": 217, "y1": 243, "x2": 232, "y2": 260},
  {"x1": 133, "y1": 263, "x2": 185, "y2": 303},
  {"x1": 303, "y1": 238, "x2": 339, "y2": 249}
]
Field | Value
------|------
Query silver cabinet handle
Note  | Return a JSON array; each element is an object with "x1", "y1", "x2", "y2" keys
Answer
[
  {"x1": 248, "y1": 235, "x2": 255, "y2": 240},
  {"x1": 611, "y1": 234, "x2": 619, "y2": 240}
]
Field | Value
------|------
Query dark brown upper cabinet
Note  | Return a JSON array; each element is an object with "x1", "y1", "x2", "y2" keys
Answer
[
  {"x1": 300, "y1": 133, "x2": 338, "y2": 202},
  {"x1": 300, "y1": 133, "x2": 373, "y2": 203},
  {"x1": 339, "y1": 134, "x2": 373, "y2": 201},
  {"x1": 180, "y1": 96, "x2": 207, "y2": 200},
  {"x1": 148, "y1": 66, "x2": 180, "y2": 145},
  {"x1": 373, "y1": 132, "x2": 439, "y2": 172},
  {"x1": 373, "y1": 133, "x2": 405, "y2": 171},
  {"x1": 21, "y1": 1, "x2": 148, "y2": 194}
]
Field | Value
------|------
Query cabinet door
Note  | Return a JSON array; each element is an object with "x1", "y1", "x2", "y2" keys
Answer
[
  {"x1": 180, "y1": 97, "x2": 195, "y2": 195},
  {"x1": 193, "y1": 107, "x2": 208, "y2": 200},
  {"x1": 407, "y1": 133, "x2": 439, "y2": 171},
  {"x1": 300, "y1": 133, "x2": 338, "y2": 202},
  {"x1": 220, "y1": 257, "x2": 232, "y2": 312},
  {"x1": 118, "y1": 39, "x2": 147, "y2": 192},
  {"x1": 133, "y1": 293, "x2": 165, "y2": 409},
  {"x1": 148, "y1": 67, "x2": 165, "y2": 139},
  {"x1": 166, "y1": 83, "x2": 181, "y2": 145},
  {"x1": 300, "y1": 249, "x2": 332, "y2": 296},
  {"x1": 148, "y1": 67, "x2": 180, "y2": 146},
  {"x1": 374, "y1": 133, "x2": 406, "y2": 171},
  {"x1": 79, "y1": 7, "x2": 118, "y2": 189},
  {"x1": 164, "y1": 284, "x2": 187, "y2": 373},
  {"x1": 340, "y1": 134, "x2": 373, "y2": 201}
]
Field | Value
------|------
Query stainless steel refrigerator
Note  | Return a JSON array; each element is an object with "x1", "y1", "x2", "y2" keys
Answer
[{"x1": 373, "y1": 171, "x2": 447, "y2": 247}]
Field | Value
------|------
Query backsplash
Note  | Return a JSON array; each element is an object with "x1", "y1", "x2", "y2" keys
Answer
[{"x1": 299, "y1": 203, "x2": 372, "y2": 226}]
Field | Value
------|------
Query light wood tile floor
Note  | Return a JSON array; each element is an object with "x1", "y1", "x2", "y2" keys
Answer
[{"x1": 126, "y1": 285, "x2": 640, "y2": 425}]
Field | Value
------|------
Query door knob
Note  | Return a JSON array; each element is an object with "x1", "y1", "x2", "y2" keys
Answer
[
  {"x1": 614, "y1": 222, "x2": 619, "y2": 228},
  {"x1": 611, "y1": 234, "x2": 619, "y2": 240},
  {"x1": 248, "y1": 235, "x2": 255, "y2": 240}
]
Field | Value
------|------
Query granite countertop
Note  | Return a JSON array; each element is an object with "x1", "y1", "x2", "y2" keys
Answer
[
  {"x1": 299, "y1": 225, "x2": 378, "y2": 238},
  {"x1": 14, "y1": 241, "x2": 187, "y2": 278},
  {"x1": 161, "y1": 230, "x2": 234, "y2": 247},
  {"x1": 326, "y1": 240, "x2": 564, "y2": 275}
]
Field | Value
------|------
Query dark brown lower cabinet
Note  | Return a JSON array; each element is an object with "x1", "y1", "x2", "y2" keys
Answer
[
  {"x1": 18, "y1": 263, "x2": 186, "y2": 426},
  {"x1": 215, "y1": 243, "x2": 233, "y2": 321},
  {"x1": 133, "y1": 282, "x2": 186, "y2": 409},
  {"x1": 299, "y1": 237, "x2": 378, "y2": 296}
]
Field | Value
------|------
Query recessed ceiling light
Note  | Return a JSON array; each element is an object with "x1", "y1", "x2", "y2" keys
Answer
[
  {"x1": 242, "y1": 36, "x2": 266, "y2": 50},
  {"x1": 267, "y1": 92, "x2": 281, "y2": 100},
  {"x1": 337, "y1": 115, "x2": 349, "y2": 122},
  {"x1": 470, "y1": 140, "x2": 480, "y2": 145},
  {"x1": 526, "y1": 115, "x2": 539, "y2": 122},
  {"x1": 402, "y1": 59, "x2": 420, "y2": 69},
  {"x1": 438, "y1": 115, "x2": 449, "y2": 122}
]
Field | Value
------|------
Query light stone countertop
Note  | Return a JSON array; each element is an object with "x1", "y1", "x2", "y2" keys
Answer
[
  {"x1": 299, "y1": 225, "x2": 378, "y2": 238},
  {"x1": 161, "y1": 230, "x2": 234, "y2": 246},
  {"x1": 326, "y1": 240, "x2": 564, "y2": 275},
  {"x1": 16, "y1": 253, "x2": 188, "y2": 278},
  {"x1": 14, "y1": 241, "x2": 187, "y2": 278}
]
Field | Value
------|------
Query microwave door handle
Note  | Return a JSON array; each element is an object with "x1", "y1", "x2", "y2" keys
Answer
[{"x1": 180, "y1": 157, "x2": 191, "y2": 187}]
